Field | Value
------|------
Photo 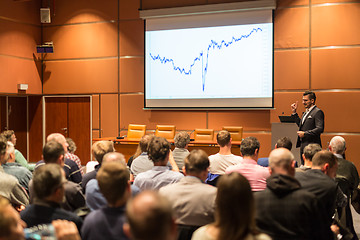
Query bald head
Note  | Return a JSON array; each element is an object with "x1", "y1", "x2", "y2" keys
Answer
[
  {"x1": 126, "y1": 191, "x2": 175, "y2": 240},
  {"x1": 269, "y1": 148, "x2": 295, "y2": 176},
  {"x1": 103, "y1": 152, "x2": 126, "y2": 166},
  {"x1": 47, "y1": 133, "x2": 68, "y2": 153},
  {"x1": 329, "y1": 136, "x2": 346, "y2": 155}
]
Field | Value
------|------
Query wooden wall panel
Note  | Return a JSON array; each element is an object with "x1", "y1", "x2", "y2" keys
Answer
[
  {"x1": 0, "y1": 20, "x2": 40, "y2": 59},
  {"x1": 242, "y1": 132, "x2": 272, "y2": 158},
  {"x1": 0, "y1": 97, "x2": 6, "y2": 132},
  {"x1": 312, "y1": 48, "x2": 360, "y2": 89},
  {"x1": 276, "y1": 0, "x2": 309, "y2": 7},
  {"x1": 274, "y1": 50, "x2": 309, "y2": 90},
  {"x1": 120, "y1": 94, "x2": 207, "y2": 130},
  {"x1": 119, "y1": 20, "x2": 144, "y2": 56},
  {"x1": 92, "y1": 94, "x2": 100, "y2": 130},
  {"x1": 120, "y1": 58, "x2": 144, "y2": 93},
  {"x1": 270, "y1": 92, "x2": 305, "y2": 123},
  {"x1": 0, "y1": 56, "x2": 42, "y2": 94},
  {"x1": 43, "y1": 23, "x2": 118, "y2": 60},
  {"x1": 119, "y1": 0, "x2": 140, "y2": 20},
  {"x1": 8, "y1": 97, "x2": 27, "y2": 159},
  {"x1": 0, "y1": 0, "x2": 40, "y2": 25},
  {"x1": 316, "y1": 92, "x2": 360, "y2": 133},
  {"x1": 208, "y1": 111, "x2": 271, "y2": 131},
  {"x1": 141, "y1": 0, "x2": 207, "y2": 10},
  {"x1": 312, "y1": 4, "x2": 360, "y2": 47},
  {"x1": 28, "y1": 96, "x2": 43, "y2": 162},
  {"x1": 42, "y1": 59, "x2": 118, "y2": 94},
  {"x1": 100, "y1": 94, "x2": 119, "y2": 137},
  {"x1": 274, "y1": 7, "x2": 309, "y2": 49},
  {"x1": 312, "y1": 0, "x2": 360, "y2": 5},
  {"x1": 42, "y1": 0, "x2": 118, "y2": 25}
]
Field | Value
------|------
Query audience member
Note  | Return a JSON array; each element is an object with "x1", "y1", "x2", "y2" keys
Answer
[
  {"x1": 86, "y1": 152, "x2": 140, "y2": 211},
  {"x1": 296, "y1": 143, "x2": 322, "y2": 172},
  {"x1": 124, "y1": 191, "x2": 177, "y2": 240},
  {"x1": 35, "y1": 133, "x2": 82, "y2": 184},
  {"x1": 30, "y1": 141, "x2": 85, "y2": 212},
  {"x1": 81, "y1": 161, "x2": 131, "y2": 240},
  {"x1": 226, "y1": 137, "x2": 269, "y2": 191},
  {"x1": 208, "y1": 130, "x2": 242, "y2": 175},
  {"x1": 295, "y1": 150, "x2": 339, "y2": 239},
  {"x1": 258, "y1": 136, "x2": 292, "y2": 167},
  {"x1": 1, "y1": 141, "x2": 32, "y2": 193},
  {"x1": 192, "y1": 172, "x2": 270, "y2": 240},
  {"x1": 172, "y1": 131, "x2": 191, "y2": 171},
  {"x1": 1, "y1": 130, "x2": 34, "y2": 171},
  {"x1": 134, "y1": 137, "x2": 183, "y2": 190},
  {"x1": 82, "y1": 140, "x2": 114, "y2": 191},
  {"x1": 329, "y1": 136, "x2": 359, "y2": 240},
  {"x1": 0, "y1": 196, "x2": 81, "y2": 240},
  {"x1": 130, "y1": 135, "x2": 154, "y2": 178},
  {"x1": 66, "y1": 137, "x2": 83, "y2": 175},
  {"x1": 160, "y1": 150, "x2": 217, "y2": 239},
  {"x1": 255, "y1": 148, "x2": 324, "y2": 240},
  {"x1": 0, "y1": 136, "x2": 29, "y2": 210},
  {"x1": 21, "y1": 164, "x2": 83, "y2": 231}
]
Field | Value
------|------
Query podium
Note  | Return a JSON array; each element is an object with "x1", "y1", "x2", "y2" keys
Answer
[{"x1": 271, "y1": 123, "x2": 301, "y2": 166}]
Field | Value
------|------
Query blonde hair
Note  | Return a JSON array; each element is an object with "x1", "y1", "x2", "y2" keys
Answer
[{"x1": 92, "y1": 141, "x2": 115, "y2": 163}]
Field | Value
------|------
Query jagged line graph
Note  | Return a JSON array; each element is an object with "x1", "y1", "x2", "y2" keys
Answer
[{"x1": 149, "y1": 27, "x2": 263, "y2": 92}]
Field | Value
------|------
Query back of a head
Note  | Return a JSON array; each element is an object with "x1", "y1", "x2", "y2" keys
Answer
[
  {"x1": 1, "y1": 130, "x2": 14, "y2": 142},
  {"x1": 139, "y1": 135, "x2": 152, "y2": 153},
  {"x1": 217, "y1": 130, "x2": 231, "y2": 147},
  {"x1": 0, "y1": 135, "x2": 7, "y2": 158},
  {"x1": 102, "y1": 152, "x2": 126, "y2": 166},
  {"x1": 174, "y1": 131, "x2": 190, "y2": 149},
  {"x1": 303, "y1": 144, "x2": 322, "y2": 161},
  {"x1": 215, "y1": 172, "x2": 254, "y2": 239},
  {"x1": 92, "y1": 140, "x2": 115, "y2": 164},
  {"x1": 66, "y1": 138, "x2": 77, "y2": 153},
  {"x1": 97, "y1": 161, "x2": 129, "y2": 206},
  {"x1": 33, "y1": 164, "x2": 65, "y2": 200},
  {"x1": 184, "y1": 149, "x2": 209, "y2": 174},
  {"x1": 329, "y1": 136, "x2": 346, "y2": 155},
  {"x1": 303, "y1": 91, "x2": 316, "y2": 103},
  {"x1": 240, "y1": 137, "x2": 260, "y2": 157},
  {"x1": 312, "y1": 150, "x2": 337, "y2": 169},
  {"x1": 43, "y1": 141, "x2": 65, "y2": 164},
  {"x1": 268, "y1": 148, "x2": 294, "y2": 175},
  {"x1": 148, "y1": 137, "x2": 170, "y2": 163},
  {"x1": 126, "y1": 191, "x2": 173, "y2": 240},
  {"x1": 47, "y1": 133, "x2": 66, "y2": 145},
  {"x1": 276, "y1": 137, "x2": 292, "y2": 151}
]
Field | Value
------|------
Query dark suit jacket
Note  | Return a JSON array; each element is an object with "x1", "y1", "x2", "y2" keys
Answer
[{"x1": 293, "y1": 106, "x2": 324, "y2": 149}]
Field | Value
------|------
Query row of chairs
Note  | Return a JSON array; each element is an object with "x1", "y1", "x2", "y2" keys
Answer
[{"x1": 127, "y1": 124, "x2": 243, "y2": 141}]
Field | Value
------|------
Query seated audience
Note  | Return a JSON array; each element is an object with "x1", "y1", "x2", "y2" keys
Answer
[
  {"x1": 1, "y1": 141, "x2": 32, "y2": 193},
  {"x1": 295, "y1": 150, "x2": 339, "y2": 239},
  {"x1": 21, "y1": 164, "x2": 83, "y2": 231},
  {"x1": 226, "y1": 137, "x2": 269, "y2": 191},
  {"x1": 86, "y1": 152, "x2": 140, "y2": 211},
  {"x1": 36, "y1": 133, "x2": 82, "y2": 184},
  {"x1": 192, "y1": 172, "x2": 270, "y2": 240},
  {"x1": 1, "y1": 130, "x2": 34, "y2": 171},
  {"x1": 124, "y1": 191, "x2": 177, "y2": 240},
  {"x1": 0, "y1": 136, "x2": 29, "y2": 210},
  {"x1": 255, "y1": 148, "x2": 324, "y2": 240},
  {"x1": 134, "y1": 137, "x2": 183, "y2": 190},
  {"x1": 130, "y1": 135, "x2": 154, "y2": 179},
  {"x1": 0, "y1": 196, "x2": 81, "y2": 240},
  {"x1": 258, "y1": 136, "x2": 293, "y2": 167},
  {"x1": 66, "y1": 137, "x2": 83, "y2": 175},
  {"x1": 81, "y1": 161, "x2": 131, "y2": 240},
  {"x1": 160, "y1": 150, "x2": 217, "y2": 239},
  {"x1": 296, "y1": 143, "x2": 322, "y2": 172},
  {"x1": 30, "y1": 141, "x2": 85, "y2": 212},
  {"x1": 82, "y1": 140, "x2": 115, "y2": 192},
  {"x1": 209, "y1": 130, "x2": 242, "y2": 175},
  {"x1": 172, "y1": 131, "x2": 191, "y2": 171}
]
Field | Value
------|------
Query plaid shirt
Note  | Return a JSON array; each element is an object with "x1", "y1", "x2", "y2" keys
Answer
[{"x1": 65, "y1": 152, "x2": 84, "y2": 175}]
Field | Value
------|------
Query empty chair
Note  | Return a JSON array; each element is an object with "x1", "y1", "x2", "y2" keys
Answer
[
  {"x1": 194, "y1": 129, "x2": 214, "y2": 141},
  {"x1": 155, "y1": 125, "x2": 176, "y2": 140},
  {"x1": 222, "y1": 126, "x2": 243, "y2": 141},
  {"x1": 127, "y1": 124, "x2": 146, "y2": 139}
]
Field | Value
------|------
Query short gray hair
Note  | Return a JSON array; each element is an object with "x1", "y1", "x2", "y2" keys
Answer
[
  {"x1": 174, "y1": 131, "x2": 190, "y2": 148},
  {"x1": 329, "y1": 136, "x2": 346, "y2": 154}
]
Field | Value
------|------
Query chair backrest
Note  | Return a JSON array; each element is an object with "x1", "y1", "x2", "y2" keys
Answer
[
  {"x1": 222, "y1": 126, "x2": 243, "y2": 141},
  {"x1": 194, "y1": 129, "x2": 214, "y2": 141},
  {"x1": 155, "y1": 125, "x2": 176, "y2": 140},
  {"x1": 127, "y1": 124, "x2": 146, "y2": 139}
]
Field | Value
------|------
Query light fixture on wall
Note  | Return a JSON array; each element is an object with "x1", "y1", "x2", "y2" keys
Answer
[
  {"x1": 37, "y1": 41, "x2": 54, "y2": 53},
  {"x1": 40, "y1": 8, "x2": 51, "y2": 23},
  {"x1": 18, "y1": 84, "x2": 28, "y2": 91}
]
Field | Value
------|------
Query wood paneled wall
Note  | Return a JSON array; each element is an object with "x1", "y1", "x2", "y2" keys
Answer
[{"x1": 2, "y1": 0, "x2": 360, "y2": 168}]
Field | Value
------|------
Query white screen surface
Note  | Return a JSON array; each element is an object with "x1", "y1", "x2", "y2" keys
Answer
[{"x1": 145, "y1": 10, "x2": 273, "y2": 108}]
